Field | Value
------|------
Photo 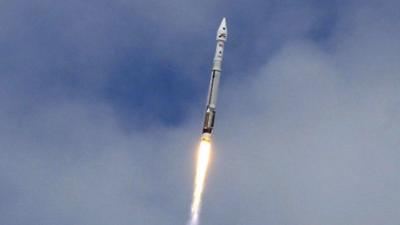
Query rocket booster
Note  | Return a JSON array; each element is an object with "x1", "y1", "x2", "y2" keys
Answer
[{"x1": 201, "y1": 18, "x2": 228, "y2": 142}]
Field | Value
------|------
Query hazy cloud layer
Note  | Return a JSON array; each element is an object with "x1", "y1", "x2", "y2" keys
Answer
[{"x1": 1, "y1": 0, "x2": 400, "y2": 225}]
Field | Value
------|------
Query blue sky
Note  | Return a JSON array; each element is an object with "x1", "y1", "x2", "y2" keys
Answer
[{"x1": 1, "y1": 0, "x2": 400, "y2": 225}]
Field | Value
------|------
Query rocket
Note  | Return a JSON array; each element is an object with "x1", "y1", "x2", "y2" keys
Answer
[{"x1": 201, "y1": 18, "x2": 228, "y2": 142}]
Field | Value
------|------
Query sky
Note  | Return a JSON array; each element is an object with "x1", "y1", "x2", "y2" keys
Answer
[{"x1": 1, "y1": 0, "x2": 400, "y2": 225}]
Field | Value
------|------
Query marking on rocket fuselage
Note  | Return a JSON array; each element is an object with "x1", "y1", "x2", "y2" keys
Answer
[{"x1": 207, "y1": 70, "x2": 217, "y2": 106}]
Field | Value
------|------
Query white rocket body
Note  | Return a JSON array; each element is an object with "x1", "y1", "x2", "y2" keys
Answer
[{"x1": 202, "y1": 18, "x2": 228, "y2": 140}]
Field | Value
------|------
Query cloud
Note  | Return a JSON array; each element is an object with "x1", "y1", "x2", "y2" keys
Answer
[{"x1": 204, "y1": 4, "x2": 400, "y2": 224}]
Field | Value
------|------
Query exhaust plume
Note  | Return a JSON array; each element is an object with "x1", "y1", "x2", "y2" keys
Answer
[{"x1": 188, "y1": 139, "x2": 212, "y2": 225}]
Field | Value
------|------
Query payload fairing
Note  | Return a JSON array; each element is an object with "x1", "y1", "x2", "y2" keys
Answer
[{"x1": 201, "y1": 18, "x2": 228, "y2": 142}]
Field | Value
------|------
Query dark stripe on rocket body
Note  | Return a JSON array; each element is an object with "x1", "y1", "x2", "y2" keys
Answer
[{"x1": 207, "y1": 70, "x2": 217, "y2": 106}]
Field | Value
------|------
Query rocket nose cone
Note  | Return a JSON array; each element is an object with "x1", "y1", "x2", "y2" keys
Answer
[
  {"x1": 216, "y1": 17, "x2": 228, "y2": 41},
  {"x1": 219, "y1": 18, "x2": 227, "y2": 30}
]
